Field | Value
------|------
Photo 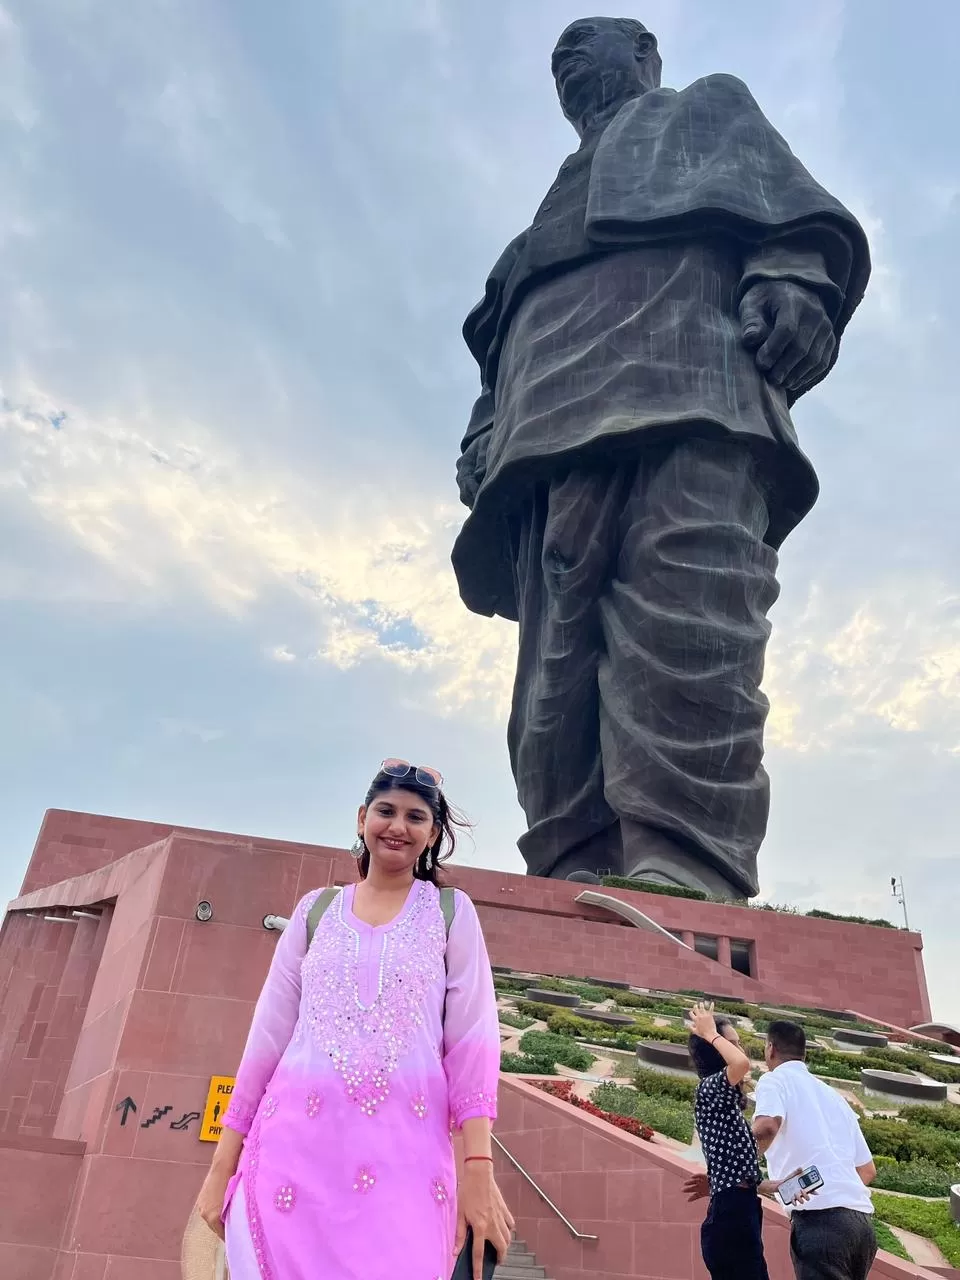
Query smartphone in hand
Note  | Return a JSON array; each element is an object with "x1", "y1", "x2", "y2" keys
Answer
[
  {"x1": 450, "y1": 1228, "x2": 499, "y2": 1280},
  {"x1": 777, "y1": 1166, "x2": 824, "y2": 1206}
]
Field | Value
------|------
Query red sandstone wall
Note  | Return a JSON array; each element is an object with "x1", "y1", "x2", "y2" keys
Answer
[
  {"x1": 11, "y1": 810, "x2": 932, "y2": 1026},
  {"x1": 0, "y1": 1135, "x2": 84, "y2": 1280},
  {"x1": 0, "y1": 908, "x2": 110, "y2": 1138},
  {"x1": 0, "y1": 822, "x2": 940, "y2": 1278},
  {"x1": 495, "y1": 1076, "x2": 940, "y2": 1280}
]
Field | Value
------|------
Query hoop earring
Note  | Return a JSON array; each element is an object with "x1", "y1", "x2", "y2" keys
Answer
[{"x1": 351, "y1": 836, "x2": 365, "y2": 860}]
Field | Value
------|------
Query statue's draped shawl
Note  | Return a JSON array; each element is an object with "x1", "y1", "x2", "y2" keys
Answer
[{"x1": 454, "y1": 75, "x2": 870, "y2": 621}]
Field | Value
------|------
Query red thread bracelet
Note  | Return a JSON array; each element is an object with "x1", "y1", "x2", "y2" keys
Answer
[{"x1": 464, "y1": 1156, "x2": 494, "y2": 1164}]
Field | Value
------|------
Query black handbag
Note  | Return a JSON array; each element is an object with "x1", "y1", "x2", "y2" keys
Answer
[{"x1": 450, "y1": 1228, "x2": 499, "y2": 1279}]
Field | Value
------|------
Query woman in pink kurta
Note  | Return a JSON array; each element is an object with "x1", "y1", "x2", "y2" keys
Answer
[{"x1": 194, "y1": 761, "x2": 511, "y2": 1280}]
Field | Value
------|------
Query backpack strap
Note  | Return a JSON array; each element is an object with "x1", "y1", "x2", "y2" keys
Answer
[
  {"x1": 306, "y1": 884, "x2": 457, "y2": 949},
  {"x1": 439, "y1": 886, "x2": 456, "y2": 940},
  {"x1": 306, "y1": 886, "x2": 340, "y2": 947}
]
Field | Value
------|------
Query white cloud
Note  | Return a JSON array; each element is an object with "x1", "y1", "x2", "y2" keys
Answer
[{"x1": 0, "y1": 384, "x2": 517, "y2": 719}]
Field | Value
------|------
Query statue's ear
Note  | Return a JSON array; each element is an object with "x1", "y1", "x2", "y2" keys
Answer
[{"x1": 635, "y1": 32, "x2": 658, "y2": 60}]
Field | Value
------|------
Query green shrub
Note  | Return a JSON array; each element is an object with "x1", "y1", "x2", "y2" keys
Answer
[
  {"x1": 859, "y1": 1117, "x2": 960, "y2": 1167},
  {"x1": 518, "y1": 1030, "x2": 596, "y2": 1072},
  {"x1": 863, "y1": 1047, "x2": 960, "y2": 1086},
  {"x1": 872, "y1": 1159, "x2": 955, "y2": 1198},
  {"x1": 600, "y1": 875, "x2": 708, "y2": 901},
  {"x1": 493, "y1": 975, "x2": 531, "y2": 995},
  {"x1": 872, "y1": 1193, "x2": 960, "y2": 1267},
  {"x1": 899, "y1": 1103, "x2": 960, "y2": 1134},
  {"x1": 515, "y1": 1000, "x2": 563, "y2": 1022},
  {"x1": 633, "y1": 1066, "x2": 697, "y2": 1103},
  {"x1": 872, "y1": 1220, "x2": 911, "y2": 1261},
  {"x1": 614, "y1": 992, "x2": 690, "y2": 1018},
  {"x1": 500, "y1": 1051, "x2": 556, "y2": 1075},
  {"x1": 740, "y1": 1035, "x2": 767, "y2": 1061},
  {"x1": 533, "y1": 976, "x2": 576, "y2": 993},
  {"x1": 546, "y1": 1011, "x2": 597, "y2": 1038},
  {"x1": 592, "y1": 1083, "x2": 695, "y2": 1144},
  {"x1": 805, "y1": 908, "x2": 896, "y2": 929},
  {"x1": 632, "y1": 1016, "x2": 691, "y2": 1046},
  {"x1": 498, "y1": 1010, "x2": 534, "y2": 1031},
  {"x1": 713, "y1": 1000, "x2": 752, "y2": 1018}
]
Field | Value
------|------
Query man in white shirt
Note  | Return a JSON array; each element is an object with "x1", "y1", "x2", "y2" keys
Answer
[{"x1": 753, "y1": 1020, "x2": 878, "y2": 1280}]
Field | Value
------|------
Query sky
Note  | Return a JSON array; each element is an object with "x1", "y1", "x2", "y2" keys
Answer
[{"x1": 1, "y1": 0, "x2": 958, "y2": 1023}]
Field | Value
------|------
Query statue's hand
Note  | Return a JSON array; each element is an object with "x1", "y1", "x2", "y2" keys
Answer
[
  {"x1": 457, "y1": 435, "x2": 489, "y2": 509},
  {"x1": 740, "y1": 280, "x2": 837, "y2": 394}
]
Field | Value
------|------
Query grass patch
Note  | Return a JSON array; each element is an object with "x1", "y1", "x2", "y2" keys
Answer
[
  {"x1": 872, "y1": 1220, "x2": 911, "y2": 1261},
  {"x1": 872, "y1": 1193, "x2": 960, "y2": 1267}
]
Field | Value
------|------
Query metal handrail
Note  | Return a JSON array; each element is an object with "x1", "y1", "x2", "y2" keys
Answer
[{"x1": 492, "y1": 1134, "x2": 598, "y2": 1240}]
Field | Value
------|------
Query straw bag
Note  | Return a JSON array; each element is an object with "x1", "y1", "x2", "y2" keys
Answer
[{"x1": 181, "y1": 1206, "x2": 229, "y2": 1280}]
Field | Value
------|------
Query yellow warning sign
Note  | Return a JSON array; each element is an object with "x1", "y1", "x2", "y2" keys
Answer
[{"x1": 199, "y1": 1075, "x2": 235, "y2": 1142}]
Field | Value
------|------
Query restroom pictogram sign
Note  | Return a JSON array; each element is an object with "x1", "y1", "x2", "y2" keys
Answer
[{"x1": 199, "y1": 1076, "x2": 235, "y2": 1142}]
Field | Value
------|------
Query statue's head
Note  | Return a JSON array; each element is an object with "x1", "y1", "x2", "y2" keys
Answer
[{"x1": 552, "y1": 16, "x2": 661, "y2": 137}]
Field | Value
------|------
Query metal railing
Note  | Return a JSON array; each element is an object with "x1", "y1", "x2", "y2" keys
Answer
[{"x1": 492, "y1": 1134, "x2": 598, "y2": 1240}]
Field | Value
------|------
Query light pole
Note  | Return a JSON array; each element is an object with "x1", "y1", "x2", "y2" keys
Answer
[{"x1": 891, "y1": 876, "x2": 910, "y2": 931}]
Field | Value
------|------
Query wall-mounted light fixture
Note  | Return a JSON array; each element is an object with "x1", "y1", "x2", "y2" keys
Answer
[
  {"x1": 195, "y1": 901, "x2": 214, "y2": 923},
  {"x1": 43, "y1": 914, "x2": 78, "y2": 924},
  {"x1": 72, "y1": 909, "x2": 102, "y2": 920},
  {"x1": 262, "y1": 915, "x2": 289, "y2": 933}
]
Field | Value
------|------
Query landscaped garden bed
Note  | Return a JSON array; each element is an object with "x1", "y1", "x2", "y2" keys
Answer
[{"x1": 532, "y1": 1078, "x2": 654, "y2": 1141}]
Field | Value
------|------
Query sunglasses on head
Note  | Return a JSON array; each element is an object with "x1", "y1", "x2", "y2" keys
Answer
[{"x1": 380, "y1": 758, "x2": 444, "y2": 789}]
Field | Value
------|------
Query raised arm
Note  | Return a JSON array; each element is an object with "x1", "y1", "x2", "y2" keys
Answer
[{"x1": 222, "y1": 889, "x2": 314, "y2": 1135}]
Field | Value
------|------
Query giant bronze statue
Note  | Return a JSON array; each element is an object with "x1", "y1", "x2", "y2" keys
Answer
[{"x1": 452, "y1": 17, "x2": 870, "y2": 898}]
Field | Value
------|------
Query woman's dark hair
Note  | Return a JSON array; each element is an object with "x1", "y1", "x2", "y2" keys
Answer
[
  {"x1": 356, "y1": 771, "x2": 470, "y2": 887},
  {"x1": 689, "y1": 1017, "x2": 748, "y2": 1110}
]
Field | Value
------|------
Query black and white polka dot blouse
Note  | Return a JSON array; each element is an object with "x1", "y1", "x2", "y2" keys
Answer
[{"x1": 694, "y1": 1070, "x2": 761, "y2": 1195}]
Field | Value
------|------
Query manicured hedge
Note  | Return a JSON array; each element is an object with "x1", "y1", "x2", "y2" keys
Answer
[
  {"x1": 592, "y1": 1082, "x2": 695, "y2": 1145},
  {"x1": 546, "y1": 1011, "x2": 602, "y2": 1038},
  {"x1": 899, "y1": 1103, "x2": 960, "y2": 1134},
  {"x1": 600, "y1": 875, "x2": 709, "y2": 901},
  {"x1": 500, "y1": 1052, "x2": 556, "y2": 1074},
  {"x1": 872, "y1": 1193, "x2": 960, "y2": 1267},
  {"x1": 633, "y1": 1066, "x2": 698, "y2": 1103},
  {"x1": 806, "y1": 908, "x2": 895, "y2": 928},
  {"x1": 516, "y1": 999, "x2": 566, "y2": 1022},
  {"x1": 859, "y1": 1116, "x2": 960, "y2": 1167},
  {"x1": 864, "y1": 1047, "x2": 960, "y2": 1086},
  {"x1": 498, "y1": 1010, "x2": 535, "y2": 1031},
  {"x1": 871, "y1": 1158, "x2": 955, "y2": 1198},
  {"x1": 518, "y1": 1030, "x2": 596, "y2": 1072}
]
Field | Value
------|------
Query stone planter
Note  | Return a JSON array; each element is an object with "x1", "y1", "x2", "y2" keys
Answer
[
  {"x1": 524, "y1": 988, "x2": 581, "y2": 1008},
  {"x1": 637, "y1": 1040, "x2": 695, "y2": 1074},
  {"x1": 833, "y1": 1028, "x2": 889, "y2": 1049},
  {"x1": 860, "y1": 1069, "x2": 948, "y2": 1103},
  {"x1": 574, "y1": 1009, "x2": 637, "y2": 1029}
]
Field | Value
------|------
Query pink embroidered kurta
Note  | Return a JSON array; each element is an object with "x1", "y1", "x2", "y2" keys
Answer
[{"x1": 221, "y1": 880, "x2": 500, "y2": 1280}]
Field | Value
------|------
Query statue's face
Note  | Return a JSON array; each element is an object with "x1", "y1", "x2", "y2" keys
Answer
[{"x1": 552, "y1": 17, "x2": 659, "y2": 129}]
